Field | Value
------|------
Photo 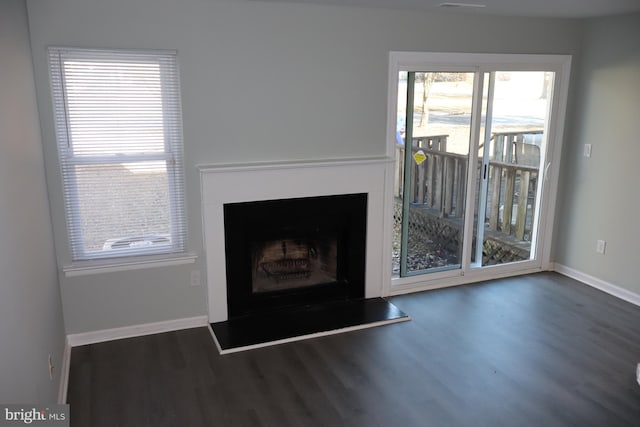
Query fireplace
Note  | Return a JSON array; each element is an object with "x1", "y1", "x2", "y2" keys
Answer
[
  {"x1": 201, "y1": 159, "x2": 408, "y2": 352},
  {"x1": 200, "y1": 158, "x2": 390, "y2": 324},
  {"x1": 224, "y1": 193, "x2": 367, "y2": 318}
]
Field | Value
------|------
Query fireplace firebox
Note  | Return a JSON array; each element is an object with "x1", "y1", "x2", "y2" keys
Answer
[{"x1": 223, "y1": 193, "x2": 367, "y2": 318}]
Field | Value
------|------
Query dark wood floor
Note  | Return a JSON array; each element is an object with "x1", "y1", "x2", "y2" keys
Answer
[{"x1": 67, "y1": 272, "x2": 640, "y2": 426}]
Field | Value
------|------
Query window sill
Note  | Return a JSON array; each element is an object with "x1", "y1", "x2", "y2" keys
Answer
[{"x1": 62, "y1": 253, "x2": 197, "y2": 277}]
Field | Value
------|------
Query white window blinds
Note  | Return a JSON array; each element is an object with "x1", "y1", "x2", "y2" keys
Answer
[{"x1": 48, "y1": 48, "x2": 187, "y2": 260}]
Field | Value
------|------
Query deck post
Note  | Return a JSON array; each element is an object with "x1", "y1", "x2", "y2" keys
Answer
[
  {"x1": 455, "y1": 159, "x2": 466, "y2": 217},
  {"x1": 434, "y1": 153, "x2": 443, "y2": 213},
  {"x1": 426, "y1": 149, "x2": 435, "y2": 206},
  {"x1": 411, "y1": 156, "x2": 418, "y2": 203},
  {"x1": 515, "y1": 170, "x2": 530, "y2": 240},
  {"x1": 489, "y1": 165, "x2": 502, "y2": 229},
  {"x1": 502, "y1": 168, "x2": 516, "y2": 234},
  {"x1": 444, "y1": 157, "x2": 454, "y2": 216},
  {"x1": 417, "y1": 150, "x2": 426, "y2": 204}
]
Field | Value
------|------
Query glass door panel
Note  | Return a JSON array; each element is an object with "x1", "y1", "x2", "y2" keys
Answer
[
  {"x1": 393, "y1": 71, "x2": 475, "y2": 277},
  {"x1": 473, "y1": 71, "x2": 554, "y2": 267}
]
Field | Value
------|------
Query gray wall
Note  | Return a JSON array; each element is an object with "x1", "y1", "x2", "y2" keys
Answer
[
  {"x1": 554, "y1": 13, "x2": 640, "y2": 295},
  {"x1": 26, "y1": 0, "x2": 583, "y2": 333},
  {"x1": 0, "y1": 0, "x2": 66, "y2": 403}
]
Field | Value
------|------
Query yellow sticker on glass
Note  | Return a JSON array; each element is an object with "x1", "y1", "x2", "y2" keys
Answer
[{"x1": 413, "y1": 150, "x2": 427, "y2": 165}]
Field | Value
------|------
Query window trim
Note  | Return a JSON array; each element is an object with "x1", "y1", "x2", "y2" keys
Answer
[
  {"x1": 62, "y1": 252, "x2": 197, "y2": 277},
  {"x1": 48, "y1": 47, "x2": 188, "y2": 263}
]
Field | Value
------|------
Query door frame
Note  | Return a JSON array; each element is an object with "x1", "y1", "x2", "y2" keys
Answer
[{"x1": 383, "y1": 52, "x2": 572, "y2": 296}]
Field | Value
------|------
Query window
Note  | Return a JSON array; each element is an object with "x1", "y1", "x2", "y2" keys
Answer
[{"x1": 49, "y1": 48, "x2": 187, "y2": 261}]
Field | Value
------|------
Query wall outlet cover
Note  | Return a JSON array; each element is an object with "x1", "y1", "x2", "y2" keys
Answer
[{"x1": 190, "y1": 270, "x2": 201, "y2": 287}]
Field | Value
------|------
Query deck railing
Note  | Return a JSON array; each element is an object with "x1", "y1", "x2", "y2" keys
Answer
[{"x1": 395, "y1": 130, "x2": 542, "y2": 241}]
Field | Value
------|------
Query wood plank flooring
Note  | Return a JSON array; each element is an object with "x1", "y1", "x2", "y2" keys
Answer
[{"x1": 67, "y1": 272, "x2": 640, "y2": 426}]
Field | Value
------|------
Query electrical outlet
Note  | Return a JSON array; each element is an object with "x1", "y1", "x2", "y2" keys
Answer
[
  {"x1": 48, "y1": 353, "x2": 54, "y2": 381},
  {"x1": 583, "y1": 144, "x2": 592, "y2": 157},
  {"x1": 596, "y1": 240, "x2": 606, "y2": 254},
  {"x1": 190, "y1": 270, "x2": 201, "y2": 287}
]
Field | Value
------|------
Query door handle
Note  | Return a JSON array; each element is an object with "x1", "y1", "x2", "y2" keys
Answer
[{"x1": 544, "y1": 162, "x2": 551, "y2": 182}]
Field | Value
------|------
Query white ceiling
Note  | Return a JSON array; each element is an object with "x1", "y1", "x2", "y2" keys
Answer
[{"x1": 248, "y1": 0, "x2": 640, "y2": 18}]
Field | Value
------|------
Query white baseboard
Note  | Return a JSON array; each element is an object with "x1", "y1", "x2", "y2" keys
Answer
[
  {"x1": 208, "y1": 316, "x2": 411, "y2": 355},
  {"x1": 61, "y1": 316, "x2": 209, "y2": 403},
  {"x1": 553, "y1": 263, "x2": 640, "y2": 307},
  {"x1": 66, "y1": 315, "x2": 209, "y2": 347},
  {"x1": 58, "y1": 337, "x2": 71, "y2": 404}
]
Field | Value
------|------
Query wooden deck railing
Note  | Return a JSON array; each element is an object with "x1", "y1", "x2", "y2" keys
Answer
[{"x1": 395, "y1": 130, "x2": 542, "y2": 241}]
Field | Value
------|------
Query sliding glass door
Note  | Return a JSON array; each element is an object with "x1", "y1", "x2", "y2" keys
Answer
[
  {"x1": 472, "y1": 71, "x2": 554, "y2": 268},
  {"x1": 393, "y1": 71, "x2": 475, "y2": 276},
  {"x1": 389, "y1": 53, "x2": 570, "y2": 286}
]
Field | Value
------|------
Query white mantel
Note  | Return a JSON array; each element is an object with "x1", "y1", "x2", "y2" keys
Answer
[{"x1": 199, "y1": 157, "x2": 393, "y2": 322}]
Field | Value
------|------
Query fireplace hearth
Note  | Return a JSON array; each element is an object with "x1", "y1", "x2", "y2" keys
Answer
[{"x1": 223, "y1": 193, "x2": 367, "y2": 318}]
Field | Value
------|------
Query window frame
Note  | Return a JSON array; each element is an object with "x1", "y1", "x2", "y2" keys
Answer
[{"x1": 48, "y1": 47, "x2": 189, "y2": 265}]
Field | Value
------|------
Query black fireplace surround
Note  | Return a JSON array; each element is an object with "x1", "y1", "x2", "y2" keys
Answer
[{"x1": 223, "y1": 193, "x2": 367, "y2": 319}]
